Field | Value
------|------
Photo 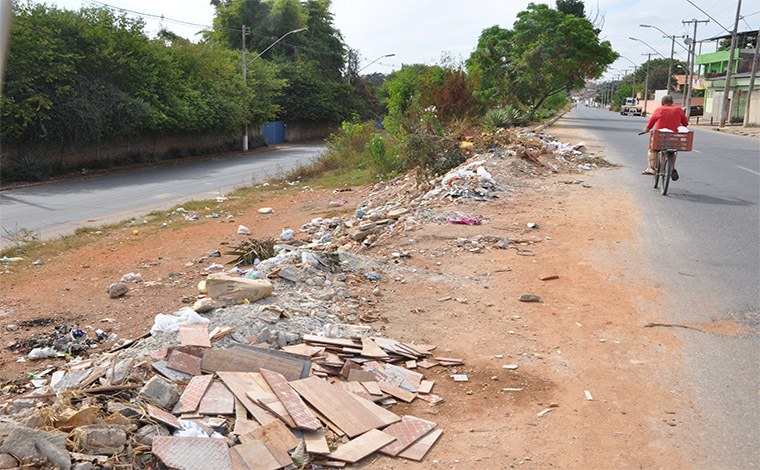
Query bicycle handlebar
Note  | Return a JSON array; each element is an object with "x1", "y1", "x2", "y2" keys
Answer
[{"x1": 638, "y1": 131, "x2": 647, "y2": 135}]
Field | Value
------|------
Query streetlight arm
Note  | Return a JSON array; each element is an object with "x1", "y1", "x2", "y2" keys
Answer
[
  {"x1": 246, "y1": 27, "x2": 307, "y2": 67},
  {"x1": 357, "y1": 53, "x2": 395, "y2": 74}
]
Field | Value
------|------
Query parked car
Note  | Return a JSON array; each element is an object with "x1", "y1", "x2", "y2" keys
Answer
[{"x1": 684, "y1": 105, "x2": 703, "y2": 116}]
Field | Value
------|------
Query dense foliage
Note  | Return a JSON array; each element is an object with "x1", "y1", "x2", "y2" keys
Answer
[
  {"x1": 467, "y1": 2, "x2": 617, "y2": 113},
  {"x1": 1, "y1": 4, "x2": 259, "y2": 148}
]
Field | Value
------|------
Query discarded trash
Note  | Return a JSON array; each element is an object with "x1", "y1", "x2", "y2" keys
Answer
[
  {"x1": 237, "y1": 225, "x2": 251, "y2": 235},
  {"x1": 448, "y1": 216, "x2": 482, "y2": 225},
  {"x1": 584, "y1": 390, "x2": 594, "y2": 401},
  {"x1": 132, "y1": 230, "x2": 139, "y2": 236},
  {"x1": 151, "y1": 307, "x2": 210, "y2": 334},
  {"x1": 527, "y1": 222, "x2": 537, "y2": 229},
  {"x1": 330, "y1": 200, "x2": 348, "y2": 205},
  {"x1": 28, "y1": 347, "x2": 58, "y2": 360},
  {"x1": 205, "y1": 276, "x2": 274, "y2": 305},
  {"x1": 32, "y1": 260, "x2": 44, "y2": 265},
  {"x1": 280, "y1": 229, "x2": 295, "y2": 241},
  {"x1": 502, "y1": 364, "x2": 519, "y2": 370},
  {"x1": 120, "y1": 272, "x2": 142, "y2": 283},
  {"x1": 258, "y1": 207, "x2": 274, "y2": 214},
  {"x1": 0, "y1": 256, "x2": 22, "y2": 263},
  {"x1": 204, "y1": 263, "x2": 224, "y2": 272}
]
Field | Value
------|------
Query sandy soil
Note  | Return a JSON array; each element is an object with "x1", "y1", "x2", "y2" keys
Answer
[{"x1": 0, "y1": 121, "x2": 694, "y2": 469}]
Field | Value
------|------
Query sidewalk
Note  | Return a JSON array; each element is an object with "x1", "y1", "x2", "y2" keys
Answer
[{"x1": 690, "y1": 120, "x2": 759, "y2": 138}]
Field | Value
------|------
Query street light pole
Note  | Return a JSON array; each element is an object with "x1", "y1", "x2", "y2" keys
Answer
[
  {"x1": 350, "y1": 53, "x2": 395, "y2": 85},
  {"x1": 642, "y1": 53, "x2": 652, "y2": 116},
  {"x1": 639, "y1": 25, "x2": 687, "y2": 94},
  {"x1": 682, "y1": 19, "x2": 709, "y2": 119},
  {"x1": 241, "y1": 27, "x2": 308, "y2": 151}
]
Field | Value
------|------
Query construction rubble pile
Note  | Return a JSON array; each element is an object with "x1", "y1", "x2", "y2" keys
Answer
[{"x1": 0, "y1": 128, "x2": 600, "y2": 469}]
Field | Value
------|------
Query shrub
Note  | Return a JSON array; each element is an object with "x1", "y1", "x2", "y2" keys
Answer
[{"x1": 0, "y1": 154, "x2": 53, "y2": 184}]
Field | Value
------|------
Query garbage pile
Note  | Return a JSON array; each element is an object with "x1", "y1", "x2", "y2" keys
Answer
[{"x1": 0, "y1": 125, "x2": 605, "y2": 468}]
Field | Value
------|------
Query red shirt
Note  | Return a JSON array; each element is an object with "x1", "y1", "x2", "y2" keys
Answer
[{"x1": 647, "y1": 105, "x2": 689, "y2": 131}]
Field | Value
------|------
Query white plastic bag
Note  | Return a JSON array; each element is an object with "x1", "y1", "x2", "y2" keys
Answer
[
  {"x1": 280, "y1": 229, "x2": 295, "y2": 240},
  {"x1": 151, "y1": 307, "x2": 210, "y2": 334}
]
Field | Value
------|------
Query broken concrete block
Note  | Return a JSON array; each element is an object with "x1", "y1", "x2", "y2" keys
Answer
[
  {"x1": 139, "y1": 376, "x2": 179, "y2": 409},
  {"x1": 35, "y1": 438, "x2": 71, "y2": 470},
  {"x1": 134, "y1": 424, "x2": 170, "y2": 446},
  {"x1": 70, "y1": 425, "x2": 127, "y2": 455},
  {"x1": 106, "y1": 401, "x2": 142, "y2": 418},
  {"x1": 107, "y1": 282, "x2": 129, "y2": 298},
  {"x1": 0, "y1": 453, "x2": 18, "y2": 469},
  {"x1": 0, "y1": 426, "x2": 68, "y2": 463}
]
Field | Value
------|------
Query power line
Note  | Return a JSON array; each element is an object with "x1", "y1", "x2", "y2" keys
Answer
[{"x1": 684, "y1": 0, "x2": 731, "y2": 33}]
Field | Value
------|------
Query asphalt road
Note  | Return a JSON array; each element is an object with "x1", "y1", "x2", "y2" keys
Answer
[
  {"x1": 561, "y1": 106, "x2": 759, "y2": 468},
  {"x1": 0, "y1": 143, "x2": 324, "y2": 246}
]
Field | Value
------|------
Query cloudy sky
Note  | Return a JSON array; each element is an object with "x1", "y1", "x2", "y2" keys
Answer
[{"x1": 39, "y1": 0, "x2": 759, "y2": 81}]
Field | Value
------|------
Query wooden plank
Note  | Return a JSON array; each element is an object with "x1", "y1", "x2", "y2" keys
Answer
[
  {"x1": 241, "y1": 420, "x2": 299, "y2": 452},
  {"x1": 217, "y1": 371, "x2": 277, "y2": 426},
  {"x1": 289, "y1": 376, "x2": 387, "y2": 437},
  {"x1": 346, "y1": 392, "x2": 401, "y2": 427},
  {"x1": 378, "y1": 381, "x2": 416, "y2": 403},
  {"x1": 361, "y1": 381, "x2": 383, "y2": 396},
  {"x1": 302, "y1": 334, "x2": 359, "y2": 348},
  {"x1": 234, "y1": 399, "x2": 261, "y2": 436},
  {"x1": 418, "y1": 380, "x2": 434, "y2": 395},
  {"x1": 179, "y1": 323, "x2": 212, "y2": 348},
  {"x1": 360, "y1": 338, "x2": 388, "y2": 358},
  {"x1": 329, "y1": 429, "x2": 396, "y2": 463},
  {"x1": 397, "y1": 428, "x2": 443, "y2": 461},
  {"x1": 245, "y1": 390, "x2": 297, "y2": 428},
  {"x1": 231, "y1": 440, "x2": 281, "y2": 470},
  {"x1": 260, "y1": 369, "x2": 321, "y2": 431},
  {"x1": 378, "y1": 415, "x2": 437, "y2": 456},
  {"x1": 198, "y1": 381, "x2": 235, "y2": 415},
  {"x1": 201, "y1": 346, "x2": 310, "y2": 381},
  {"x1": 347, "y1": 368, "x2": 376, "y2": 383},
  {"x1": 303, "y1": 429, "x2": 330, "y2": 455}
]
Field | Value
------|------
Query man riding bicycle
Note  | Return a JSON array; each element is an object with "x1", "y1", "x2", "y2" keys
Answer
[{"x1": 641, "y1": 95, "x2": 689, "y2": 180}]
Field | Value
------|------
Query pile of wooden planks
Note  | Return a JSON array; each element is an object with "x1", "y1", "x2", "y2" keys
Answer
[{"x1": 146, "y1": 336, "x2": 455, "y2": 469}]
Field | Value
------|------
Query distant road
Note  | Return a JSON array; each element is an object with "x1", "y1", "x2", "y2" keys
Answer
[
  {"x1": 557, "y1": 106, "x2": 759, "y2": 468},
  {"x1": 0, "y1": 143, "x2": 324, "y2": 246}
]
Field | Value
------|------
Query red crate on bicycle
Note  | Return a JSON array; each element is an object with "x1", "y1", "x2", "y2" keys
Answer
[{"x1": 649, "y1": 129, "x2": 693, "y2": 151}]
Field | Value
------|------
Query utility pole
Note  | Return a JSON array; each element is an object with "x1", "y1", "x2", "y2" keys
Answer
[
  {"x1": 643, "y1": 53, "x2": 652, "y2": 116},
  {"x1": 743, "y1": 29, "x2": 759, "y2": 127},
  {"x1": 242, "y1": 25, "x2": 248, "y2": 151},
  {"x1": 720, "y1": 0, "x2": 742, "y2": 127},
  {"x1": 682, "y1": 19, "x2": 709, "y2": 119}
]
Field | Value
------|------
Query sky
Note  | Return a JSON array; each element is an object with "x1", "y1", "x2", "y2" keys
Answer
[{"x1": 39, "y1": 0, "x2": 759, "y2": 81}]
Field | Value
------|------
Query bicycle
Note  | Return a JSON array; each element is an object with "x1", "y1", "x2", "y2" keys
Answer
[{"x1": 639, "y1": 129, "x2": 694, "y2": 196}]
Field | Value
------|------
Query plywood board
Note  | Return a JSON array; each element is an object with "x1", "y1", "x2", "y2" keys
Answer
[
  {"x1": 418, "y1": 380, "x2": 435, "y2": 395},
  {"x1": 231, "y1": 440, "x2": 280, "y2": 470},
  {"x1": 234, "y1": 399, "x2": 261, "y2": 436},
  {"x1": 346, "y1": 391, "x2": 401, "y2": 427},
  {"x1": 217, "y1": 371, "x2": 277, "y2": 426},
  {"x1": 378, "y1": 381, "x2": 416, "y2": 403},
  {"x1": 347, "y1": 368, "x2": 376, "y2": 383},
  {"x1": 260, "y1": 368, "x2": 321, "y2": 431},
  {"x1": 179, "y1": 323, "x2": 212, "y2": 348},
  {"x1": 361, "y1": 381, "x2": 383, "y2": 396},
  {"x1": 245, "y1": 390, "x2": 297, "y2": 428},
  {"x1": 329, "y1": 429, "x2": 396, "y2": 463},
  {"x1": 241, "y1": 419, "x2": 299, "y2": 452},
  {"x1": 202, "y1": 346, "x2": 310, "y2": 381},
  {"x1": 289, "y1": 376, "x2": 388, "y2": 437},
  {"x1": 303, "y1": 429, "x2": 330, "y2": 454},
  {"x1": 397, "y1": 428, "x2": 443, "y2": 461},
  {"x1": 360, "y1": 337, "x2": 388, "y2": 358},
  {"x1": 378, "y1": 415, "x2": 437, "y2": 456},
  {"x1": 198, "y1": 381, "x2": 235, "y2": 415},
  {"x1": 174, "y1": 375, "x2": 214, "y2": 414}
]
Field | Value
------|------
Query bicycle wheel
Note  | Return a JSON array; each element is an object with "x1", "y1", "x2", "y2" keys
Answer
[
  {"x1": 653, "y1": 151, "x2": 661, "y2": 188},
  {"x1": 661, "y1": 152, "x2": 671, "y2": 195}
]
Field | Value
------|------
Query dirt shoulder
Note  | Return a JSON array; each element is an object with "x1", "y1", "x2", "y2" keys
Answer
[{"x1": 0, "y1": 122, "x2": 692, "y2": 468}]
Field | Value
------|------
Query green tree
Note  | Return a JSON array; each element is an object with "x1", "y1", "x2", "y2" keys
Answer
[
  {"x1": 467, "y1": 3, "x2": 617, "y2": 113},
  {"x1": 556, "y1": 0, "x2": 585, "y2": 18}
]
